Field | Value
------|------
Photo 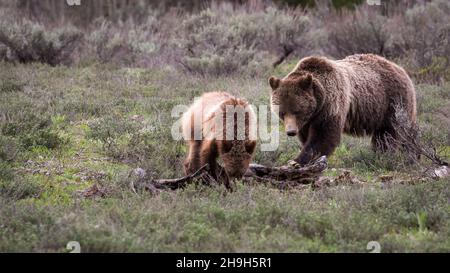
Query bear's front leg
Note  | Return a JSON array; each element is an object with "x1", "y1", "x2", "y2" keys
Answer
[
  {"x1": 184, "y1": 140, "x2": 203, "y2": 175},
  {"x1": 294, "y1": 121, "x2": 341, "y2": 165},
  {"x1": 199, "y1": 140, "x2": 219, "y2": 179}
]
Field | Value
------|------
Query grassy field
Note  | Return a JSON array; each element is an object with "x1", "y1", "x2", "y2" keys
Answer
[{"x1": 1, "y1": 60, "x2": 449, "y2": 252}]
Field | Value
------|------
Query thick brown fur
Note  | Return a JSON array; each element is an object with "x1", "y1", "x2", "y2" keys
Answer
[
  {"x1": 182, "y1": 92, "x2": 257, "y2": 179},
  {"x1": 269, "y1": 54, "x2": 417, "y2": 165}
]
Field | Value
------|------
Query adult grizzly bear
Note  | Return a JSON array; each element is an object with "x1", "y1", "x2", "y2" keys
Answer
[
  {"x1": 268, "y1": 54, "x2": 417, "y2": 165},
  {"x1": 182, "y1": 91, "x2": 257, "y2": 179}
]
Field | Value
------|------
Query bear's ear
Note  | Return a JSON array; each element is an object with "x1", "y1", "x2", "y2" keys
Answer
[
  {"x1": 268, "y1": 76, "x2": 280, "y2": 90},
  {"x1": 299, "y1": 74, "x2": 313, "y2": 89}
]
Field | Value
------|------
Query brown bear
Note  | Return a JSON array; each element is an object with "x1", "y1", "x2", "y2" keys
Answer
[
  {"x1": 268, "y1": 54, "x2": 417, "y2": 165},
  {"x1": 181, "y1": 91, "x2": 257, "y2": 180}
]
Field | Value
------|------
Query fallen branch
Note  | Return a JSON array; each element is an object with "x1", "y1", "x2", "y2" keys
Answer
[
  {"x1": 244, "y1": 156, "x2": 328, "y2": 189},
  {"x1": 134, "y1": 157, "x2": 328, "y2": 193},
  {"x1": 148, "y1": 164, "x2": 218, "y2": 190},
  {"x1": 389, "y1": 105, "x2": 449, "y2": 167}
]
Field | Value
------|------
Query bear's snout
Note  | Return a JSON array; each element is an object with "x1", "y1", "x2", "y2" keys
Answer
[
  {"x1": 286, "y1": 129, "x2": 298, "y2": 137},
  {"x1": 283, "y1": 114, "x2": 299, "y2": 137}
]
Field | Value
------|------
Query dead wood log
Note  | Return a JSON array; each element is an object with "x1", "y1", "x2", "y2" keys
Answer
[
  {"x1": 243, "y1": 156, "x2": 328, "y2": 189},
  {"x1": 140, "y1": 156, "x2": 327, "y2": 192},
  {"x1": 148, "y1": 164, "x2": 219, "y2": 190}
]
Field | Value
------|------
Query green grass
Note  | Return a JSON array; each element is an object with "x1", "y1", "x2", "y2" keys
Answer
[{"x1": 1, "y1": 61, "x2": 449, "y2": 252}]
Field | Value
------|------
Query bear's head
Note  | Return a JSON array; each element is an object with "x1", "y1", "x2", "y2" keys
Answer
[
  {"x1": 214, "y1": 99, "x2": 257, "y2": 179},
  {"x1": 268, "y1": 73, "x2": 322, "y2": 137},
  {"x1": 217, "y1": 139, "x2": 256, "y2": 179}
]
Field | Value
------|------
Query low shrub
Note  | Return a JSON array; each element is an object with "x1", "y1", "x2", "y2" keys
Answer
[
  {"x1": 86, "y1": 18, "x2": 160, "y2": 66},
  {"x1": 388, "y1": 0, "x2": 450, "y2": 83},
  {"x1": 175, "y1": 5, "x2": 313, "y2": 76},
  {"x1": 390, "y1": 0, "x2": 450, "y2": 65},
  {"x1": 0, "y1": 177, "x2": 41, "y2": 200},
  {"x1": 0, "y1": 14, "x2": 82, "y2": 66},
  {"x1": 323, "y1": 5, "x2": 389, "y2": 58},
  {"x1": 1, "y1": 107, "x2": 67, "y2": 150}
]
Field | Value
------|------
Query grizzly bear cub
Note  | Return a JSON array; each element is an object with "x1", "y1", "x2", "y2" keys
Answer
[
  {"x1": 268, "y1": 54, "x2": 417, "y2": 165},
  {"x1": 181, "y1": 92, "x2": 257, "y2": 180}
]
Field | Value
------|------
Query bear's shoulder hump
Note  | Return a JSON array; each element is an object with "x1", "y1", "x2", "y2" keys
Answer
[{"x1": 297, "y1": 56, "x2": 334, "y2": 73}]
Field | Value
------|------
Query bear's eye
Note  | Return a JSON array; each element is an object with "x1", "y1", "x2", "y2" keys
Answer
[
  {"x1": 222, "y1": 141, "x2": 233, "y2": 153},
  {"x1": 279, "y1": 111, "x2": 285, "y2": 119}
]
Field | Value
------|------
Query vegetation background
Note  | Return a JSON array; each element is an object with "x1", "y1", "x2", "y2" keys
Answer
[{"x1": 0, "y1": 0, "x2": 449, "y2": 252}]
